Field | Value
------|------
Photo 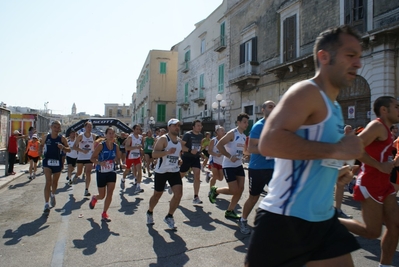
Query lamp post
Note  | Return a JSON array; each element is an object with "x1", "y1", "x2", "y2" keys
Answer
[
  {"x1": 148, "y1": 116, "x2": 155, "y2": 132},
  {"x1": 212, "y1": 94, "x2": 227, "y2": 126}
]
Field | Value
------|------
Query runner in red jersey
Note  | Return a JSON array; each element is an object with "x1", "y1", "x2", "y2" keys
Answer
[{"x1": 340, "y1": 96, "x2": 399, "y2": 266}]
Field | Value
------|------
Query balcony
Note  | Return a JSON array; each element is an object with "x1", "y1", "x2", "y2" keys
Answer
[
  {"x1": 192, "y1": 95, "x2": 205, "y2": 106},
  {"x1": 181, "y1": 61, "x2": 190, "y2": 73},
  {"x1": 228, "y1": 61, "x2": 260, "y2": 91},
  {"x1": 178, "y1": 100, "x2": 190, "y2": 110},
  {"x1": 213, "y1": 36, "x2": 226, "y2": 52}
]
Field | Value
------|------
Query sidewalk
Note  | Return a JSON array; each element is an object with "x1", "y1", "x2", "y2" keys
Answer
[{"x1": 0, "y1": 163, "x2": 29, "y2": 190}]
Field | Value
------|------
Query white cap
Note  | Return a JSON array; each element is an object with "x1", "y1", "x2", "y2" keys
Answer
[
  {"x1": 32, "y1": 134, "x2": 38, "y2": 139},
  {"x1": 167, "y1": 118, "x2": 180, "y2": 126},
  {"x1": 13, "y1": 130, "x2": 20, "y2": 135}
]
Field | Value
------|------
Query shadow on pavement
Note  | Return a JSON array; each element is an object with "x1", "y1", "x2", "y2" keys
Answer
[
  {"x1": 212, "y1": 218, "x2": 250, "y2": 253},
  {"x1": 72, "y1": 218, "x2": 119, "y2": 255},
  {"x1": 7, "y1": 179, "x2": 31, "y2": 190},
  {"x1": 178, "y1": 205, "x2": 216, "y2": 231},
  {"x1": 147, "y1": 225, "x2": 189, "y2": 267},
  {"x1": 54, "y1": 194, "x2": 88, "y2": 216},
  {"x1": 341, "y1": 195, "x2": 361, "y2": 211},
  {"x1": 118, "y1": 193, "x2": 143, "y2": 215},
  {"x1": 3, "y1": 215, "x2": 49, "y2": 245},
  {"x1": 356, "y1": 236, "x2": 399, "y2": 266}
]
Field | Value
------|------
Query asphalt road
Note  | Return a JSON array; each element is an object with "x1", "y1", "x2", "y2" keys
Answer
[{"x1": 0, "y1": 166, "x2": 398, "y2": 267}]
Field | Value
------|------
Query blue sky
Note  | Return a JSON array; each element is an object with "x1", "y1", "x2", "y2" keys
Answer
[{"x1": 0, "y1": 0, "x2": 223, "y2": 115}]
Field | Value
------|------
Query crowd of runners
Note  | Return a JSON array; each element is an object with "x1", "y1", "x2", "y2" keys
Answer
[{"x1": 22, "y1": 25, "x2": 399, "y2": 266}]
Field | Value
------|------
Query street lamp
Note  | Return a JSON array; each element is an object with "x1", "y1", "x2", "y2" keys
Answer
[
  {"x1": 212, "y1": 94, "x2": 227, "y2": 126},
  {"x1": 148, "y1": 116, "x2": 155, "y2": 131}
]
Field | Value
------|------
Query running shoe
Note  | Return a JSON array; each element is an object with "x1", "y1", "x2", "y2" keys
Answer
[
  {"x1": 147, "y1": 212, "x2": 154, "y2": 225},
  {"x1": 134, "y1": 185, "x2": 144, "y2": 194},
  {"x1": 28, "y1": 175, "x2": 33, "y2": 180},
  {"x1": 43, "y1": 203, "x2": 50, "y2": 213},
  {"x1": 101, "y1": 212, "x2": 111, "y2": 222},
  {"x1": 164, "y1": 216, "x2": 176, "y2": 229},
  {"x1": 50, "y1": 195, "x2": 56, "y2": 208},
  {"x1": 120, "y1": 178, "x2": 125, "y2": 190},
  {"x1": 205, "y1": 172, "x2": 211, "y2": 183},
  {"x1": 72, "y1": 176, "x2": 78, "y2": 184},
  {"x1": 32, "y1": 173, "x2": 36, "y2": 179},
  {"x1": 84, "y1": 189, "x2": 91, "y2": 197},
  {"x1": 89, "y1": 196, "x2": 97, "y2": 209},
  {"x1": 209, "y1": 186, "x2": 217, "y2": 204},
  {"x1": 168, "y1": 186, "x2": 173, "y2": 195},
  {"x1": 192, "y1": 197, "x2": 203, "y2": 204},
  {"x1": 148, "y1": 172, "x2": 152, "y2": 178},
  {"x1": 348, "y1": 178, "x2": 356, "y2": 194},
  {"x1": 66, "y1": 176, "x2": 69, "y2": 180},
  {"x1": 142, "y1": 166, "x2": 146, "y2": 174},
  {"x1": 238, "y1": 219, "x2": 251, "y2": 235},
  {"x1": 225, "y1": 210, "x2": 241, "y2": 219},
  {"x1": 337, "y1": 209, "x2": 353, "y2": 219}
]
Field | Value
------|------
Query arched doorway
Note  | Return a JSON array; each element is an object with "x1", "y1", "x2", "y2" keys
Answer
[{"x1": 337, "y1": 75, "x2": 371, "y2": 129}]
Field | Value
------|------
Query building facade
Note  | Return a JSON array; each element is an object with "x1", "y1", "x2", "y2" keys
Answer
[
  {"x1": 132, "y1": 50, "x2": 178, "y2": 131},
  {"x1": 176, "y1": 0, "x2": 229, "y2": 132},
  {"x1": 104, "y1": 103, "x2": 133, "y2": 127}
]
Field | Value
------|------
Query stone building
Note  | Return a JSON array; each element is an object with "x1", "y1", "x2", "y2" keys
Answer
[
  {"x1": 226, "y1": 0, "x2": 399, "y2": 130},
  {"x1": 132, "y1": 50, "x2": 178, "y2": 131},
  {"x1": 175, "y1": 0, "x2": 229, "y2": 133},
  {"x1": 104, "y1": 103, "x2": 133, "y2": 127}
]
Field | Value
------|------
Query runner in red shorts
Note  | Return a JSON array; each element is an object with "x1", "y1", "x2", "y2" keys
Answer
[{"x1": 340, "y1": 96, "x2": 399, "y2": 266}]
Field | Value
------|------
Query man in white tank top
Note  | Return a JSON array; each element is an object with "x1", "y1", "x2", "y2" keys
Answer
[
  {"x1": 71, "y1": 121, "x2": 96, "y2": 197},
  {"x1": 122, "y1": 124, "x2": 144, "y2": 194},
  {"x1": 209, "y1": 113, "x2": 249, "y2": 220},
  {"x1": 146, "y1": 119, "x2": 192, "y2": 229}
]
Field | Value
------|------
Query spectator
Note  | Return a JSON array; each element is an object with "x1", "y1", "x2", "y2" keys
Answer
[{"x1": 8, "y1": 130, "x2": 25, "y2": 175}]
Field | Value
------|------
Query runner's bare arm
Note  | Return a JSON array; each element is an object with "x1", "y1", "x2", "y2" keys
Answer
[
  {"x1": 259, "y1": 82, "x2": 363, "y2": 160},
  {"x1": 216, "y1": 130, "x2": 235, "y2": 159}
]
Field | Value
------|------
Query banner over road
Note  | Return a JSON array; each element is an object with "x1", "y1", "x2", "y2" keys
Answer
[{"x1": 65, "y1": 118, "x2": 132, "y2": 137}]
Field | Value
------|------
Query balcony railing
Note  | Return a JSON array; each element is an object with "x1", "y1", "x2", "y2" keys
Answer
[
  {"x1": 228, "y1": 61, "x2": 260, "y2": 83},
  {"x1": 181, "y1": 61, "x2": 190, "y2": 73},
  {"x1": 213, "y1": 35, "x2": 226, "y2": 52}
]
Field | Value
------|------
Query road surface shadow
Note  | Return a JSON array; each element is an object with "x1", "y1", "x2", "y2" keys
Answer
[
  {"x1": 3, "y1": 215, "x2": 49, "y2": 245},
  {"x1": 54, "y1": 194, "x2": 87, "y2": 216},
  {"x1": 72, "y1": 218, "x2": 119, "y2": 255},
  {"x1": 178, "y1": 205, "x2": 216, "y2": 231}
]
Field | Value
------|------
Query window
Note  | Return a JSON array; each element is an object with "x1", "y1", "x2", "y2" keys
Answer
[
  {"x1": 199, "y1": 74, "x2": 204, "y2": 89},
  {"x1": 239, "y1": 37, "x2": 257, "y2": 64},
  {"x1": 201, "y1": 39, "x2": 206, "y2": 54},
  {"x1": 178, "y1": 108, "x2": 181, "y2": 120},
  {"x1": 184, "y1": 50, "x2": 190, "y2": 62},
  {"x1": 218, "y1": 64, "x2": 224, "y2": 93},
  {"x1": 145, "y1": 71, "x2": 149, "y2": 82},
  {"x1": 244, "y1": 105, "x2": 254, "y2": 116},
  {"x1": 157, "y1": 104, "x2": 166, "y2": 122},
  {"x1": 184, "y1": 83, "x2": 189, "y2": 102},
  {"x1": 283, "y1": 15, "x2": 296, "y2": 62},
  {"x1": 160, "y1": 62, "x2": 167, "y2": 74},
  {"x1": 345, "y1": 0, "x2": 366, "y2": 33},
  {"x1": 220, "y1": 22, "x2": 225, "y2": 46},
  {"x1": 117, "y1": 109, "x2": 122, "y2": 117},
  {"x1": 108, "y1": 109, "x2": 113, "y2": 117},
  {"x1": 127, "y1": 109, "x2": 130, "y2": 116}
]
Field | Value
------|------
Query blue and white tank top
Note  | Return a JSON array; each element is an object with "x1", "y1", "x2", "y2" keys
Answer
[
  {"x1": 259, "y1": 82, "x2": 345, "y2": 222},
  {"x1": 222, "y1": 128, "x2": 246, "y2": 168},
  {"x1": 96, "y1": 141, "x2": 117, "y2": 173},
  {"x1": 155, "y1": 134, "x2": 182, "y2": 174}
]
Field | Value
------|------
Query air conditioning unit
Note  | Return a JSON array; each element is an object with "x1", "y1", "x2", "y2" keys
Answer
[
  {"x1": 199, "y1": 111, "x2": 204, "y2": 118},
  {"x1": 255, "y1": 105, "x2": 262, "y2": 114},
  {"x1": 204, "y1": 110, "x2": 211, "y2": 117}
]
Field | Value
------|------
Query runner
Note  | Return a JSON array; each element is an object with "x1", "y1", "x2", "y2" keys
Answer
[
  {"x1": 209, "y1": 113, "x2": 249, "y2": 220},
  {"x1": 143, "y1": 129, "x2": 155, "y2": 177},
  {"x1": 238, "y1": 101, "x2": 275, "y2": 234},
  {"x1": 180, "y1": 120, "x2": 203, "y2": 204},
  {"x1": 66, "y1": 130, "x2": 78, "y2": 182},
  {"x1": 121, "y1": 124, "x2": 144, "y2": 193},
  {"x1": 39, "y1": 121, "x2": 71, "y2": 213},
  {"x1": 246, "y1": 25, "x2": 363, "y2": 266},
  {"x1": 207, "y1": 125, "x2": 225, "y2": 190},
  {"x1": 146, "y1": 119, "x2": 191, "y2": 229},
  {"x1": 340, "y1": 96, "x2": 399, "y2": 267},
  {"x1": 25, "y1": 133, "x2": 41, "y2": 180},
  {"x1": 117, "y1": 132, "x2": 127, "y2": 171},
  {"x1": 89, "y1": 127, "x2": 121, "y2": 222},
  {"x1": 70, "y1": 121, "x2": 96, "y2": 197},
  {"x1": 200, "y1": 132, "x2": 211, "y2": 172}
]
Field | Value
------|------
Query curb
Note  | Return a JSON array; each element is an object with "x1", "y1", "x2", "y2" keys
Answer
[{"x1": 0, "y1": 170, "x2": 28, "y2": 190}]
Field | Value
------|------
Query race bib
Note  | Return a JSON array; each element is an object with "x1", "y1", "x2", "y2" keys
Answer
[
  {"x1": 148, "y1": 145, "x2": 153, "y2": 150},
  {"x1": 30, "y1": 146, "x2": 36, "y2": 151},
  {"x1": 48, "y1": 159, "x2": 60, "y2": 166},
  {"x1": 167, "y1": 155, "x2": 179, "y2": 166},
  {"x1": 205, "y1": 146, "x2": 209, "y2": 151},
  {"x1": 128, "y1": 152, "x2": 140, "y2": 159},
  {"x1": 321, "y1": 159, "x2": 344, "y2": 169},
  {"x1": 235, "y1": 150, "x2": 243, "y2": 159},
  {"x1": 101, "y1": 160, "x2": 114, "y2": 173}
]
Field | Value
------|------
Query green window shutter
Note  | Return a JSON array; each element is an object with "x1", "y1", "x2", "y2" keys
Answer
[
  {"x1": 185, "y1": 50, "x2": 190, "y2": 61},
  {"x1": 145, "y1": 71, "x2": 149, "y2": 82},
  {"x1": 157, "y1": 104, "x2": 166, "y2": 122},
  {"x1": 178, "y1": 108, "x2": 181, "y2": 120},
  {"x1": 199, "y1": 74, "x2": 204, "y2": 98},
  {"x1": 220, "y1": 22, "x2": 225, "y2": 46},
  {"x1": 141, "y1": 107, "x2": 144, "y2": 119},
  {"x1": 184, "y1": 83, "x2": 189, "y2": 102},
  {"x1": 218, "y1": 64, "x2": 224, "y2": 93},
  {"x1": 160, "y1": 62, "x2": 166, "y2": 74},
  {"x1": 244, "y1": 119, "x2": 253, "y2": 136}
]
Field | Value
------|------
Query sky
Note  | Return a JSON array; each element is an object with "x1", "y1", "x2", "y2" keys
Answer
[{"x1": 0, "y1": 0, "x2": 223, "y2": 116}]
